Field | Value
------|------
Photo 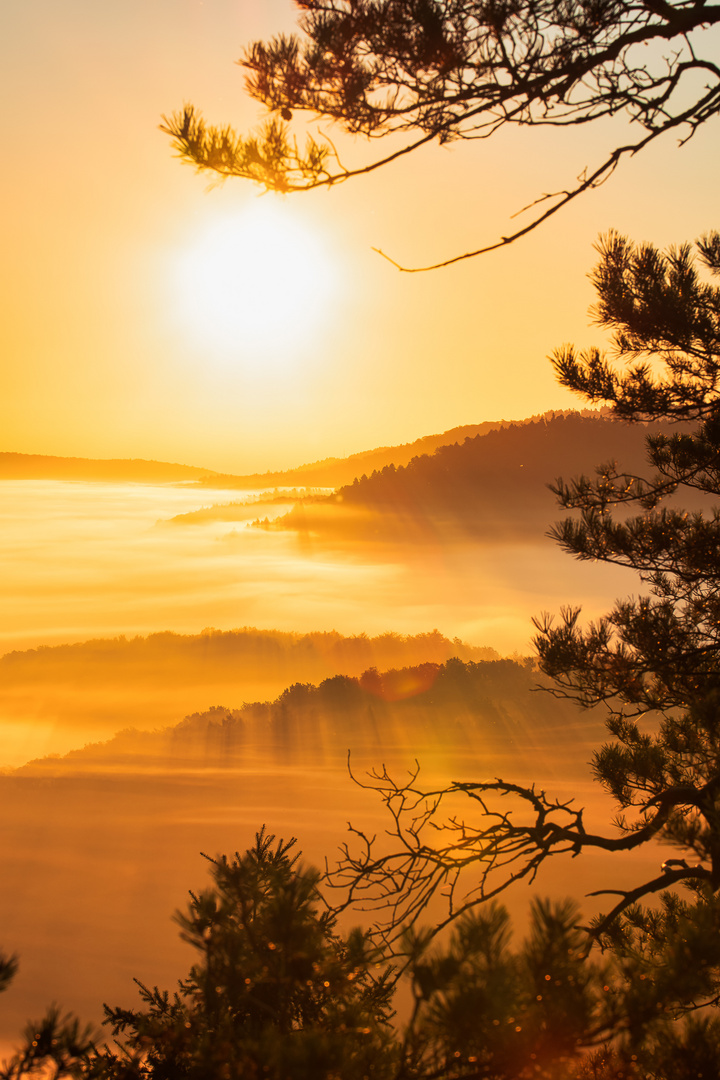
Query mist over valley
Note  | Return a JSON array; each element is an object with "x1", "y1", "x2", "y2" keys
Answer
[{"x1": 0, "y1": 411, "x2": 669, "y2": 1055}]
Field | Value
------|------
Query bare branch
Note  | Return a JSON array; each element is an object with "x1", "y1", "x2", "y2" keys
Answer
[
  {"x1": 325, "y1": 761, "x2": 708, "y2": 952},
  {"x1": 371, "y1": 86, "x2": 718, "y2": 271},
  {"x1": 165, "y1": 1, "x2": 720, "y2": 263}
]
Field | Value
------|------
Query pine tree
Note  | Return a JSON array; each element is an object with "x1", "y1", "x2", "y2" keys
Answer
[
  {"x1": 161, "y1": 2, "x2": 720, "y2": 264},
  {"x1": 329, "y1": 230, "x2": 720, "y2": 1075},
  {"x1": 1, "y1": 873, "x2": 643, "y2": 1080},
  {"x1": 100, "y1": 827, "x2": 397, "y2": 1080},
  {"x1": 400, "y1": 898, "x2": 613, "y2": 1079},
  {"x1": 2, "y1": 830, "x2": 397, "y2": 1080}
]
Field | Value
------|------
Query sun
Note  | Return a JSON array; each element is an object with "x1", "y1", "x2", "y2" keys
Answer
[{"x1": 169, "y1": 200, "x2": 341, "y2": 365}]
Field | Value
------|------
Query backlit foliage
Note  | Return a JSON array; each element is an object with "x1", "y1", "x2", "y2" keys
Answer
[
  {"x1": 162, "y1": 2, "x2": 720, "y2": 264},
  {"x1": 326, "y1": 230, "x2": 720, "y2": 1072}
]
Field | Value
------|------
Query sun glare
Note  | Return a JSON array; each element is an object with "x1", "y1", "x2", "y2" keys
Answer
[{"x1": 170, "y1": 200, "x2": 340, "y2": 366}]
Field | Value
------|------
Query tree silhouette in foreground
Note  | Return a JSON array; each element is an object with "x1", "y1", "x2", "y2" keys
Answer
[
  {"x1": 9, "y1": 828, "x2": 711, "y2": 1080},
  {"x1": 1, "y1": 829, "x2": 397, "y2": 1080},
  {"x1": 0, "y1": 951, "x2": 99, "y2": 1080},
  {"x1": 0, "y1": 832, "x2": 616, "y2": 1079},
  {"x1": 5, "y1": 230, "x2": 720, "y2": 1078},
  {"x1": 322, "y1": 229, "x2": 720, "y2": 1071},
  {"x1": 162, "y1": 1, "x2": 720, "y2": 267}
]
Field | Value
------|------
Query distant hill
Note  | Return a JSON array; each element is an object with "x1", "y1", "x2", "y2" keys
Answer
[
  {"x1": 0, "y1": 410, "x2": 600, "y2": 489},
  {"x1": 190, "y1": 412, "x2": 599, "y2": 490},
  {"x1": 0, "y1": 452, "x2": 220, "y2": 484},
  {"x1": 192, "y1": 421, "x2": 506, "y2": 489},
  {"x1": 15, "y1": 656, "x2": 601, "y2": 781},
  {"x1": 0, "y1": 627, "x2": 500, "y2": 746},
  {"x1": 261, "y1": 412, "x2": 691, "y2": 542},
  {"x1": 1, "y1": 626, "x2": 497, "y2": 683}
]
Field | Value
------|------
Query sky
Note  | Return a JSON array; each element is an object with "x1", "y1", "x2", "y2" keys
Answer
[
  {"x1": 2, "y1": 1, "x2": 719, "y2": 474},
  {"x1": 2, "y1": 5, "x2": 719, "y2": 1048}
]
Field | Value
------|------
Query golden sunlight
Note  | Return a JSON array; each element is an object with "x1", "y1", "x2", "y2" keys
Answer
[{"x1": 169, "y1": 200, "x2": 340, "y2": 364}]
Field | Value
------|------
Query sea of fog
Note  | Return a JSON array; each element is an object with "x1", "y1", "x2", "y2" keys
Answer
[
  {"x1": 0, "y1": 477, "x2": 652, "y2": 1055},
  {"x1": 1, "y1": 751, "x2": 664, "y2": 1057},
  {"x1": 0, "y1": 477, "x2": 637, "y2": 662}
]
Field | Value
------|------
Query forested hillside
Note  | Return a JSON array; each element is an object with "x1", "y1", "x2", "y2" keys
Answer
[
  {"x1": 265, "y1": 413, "x2": 687, "y2": 540},
  {"x1": 191, "y1": 420, "x2": 509, "y2": 490},
  {"x1": 15, "y1": 656, "x2": 599, "y2": 782},
  {"x1": 190, "y1": 411, "x2": 603, "y2": 491},
  {"x1": 0, "y1": 628, "x2": 499, "y2": 747}
]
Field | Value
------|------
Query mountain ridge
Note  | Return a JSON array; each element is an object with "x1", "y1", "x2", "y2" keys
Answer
[
  {"x1": 192, "y1": 410, "x2": 604, "y2": 490},
  {"x1": 12, "y1": 656, "x2": 598, "y2": 782},
  {"x1": 0, "y1": 410, "x2": 603, "y2": 488},
  {"x1": 0, "y1": 628, "x2": 501, "y2": 762},
  {"x1": 255, "y1": 411, "x2": 687, "y2": 542},
  {"x1": 0, "y1": 452, "x2": 216, "y2": 484}
]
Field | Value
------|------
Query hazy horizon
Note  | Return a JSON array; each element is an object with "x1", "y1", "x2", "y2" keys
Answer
[
  {"x1": 0, "y1": 432, "x2": 642, "y2": 1046},
  {"x1": 1, "y1": 657, "x2": 664, "y2": 1053},
  {"x1": 3, "y1": 3, "x2": 718, "y2": 472},
  {"x1": 3, "y1": 0, "x2": 716, "y2": 1064},
  {"x1": 0, "y1": 447, "x2": 638, "y2": 768}
]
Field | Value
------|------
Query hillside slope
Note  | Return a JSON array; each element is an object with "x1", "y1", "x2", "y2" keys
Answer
[
  {"x1": 191, "y1": 414, "x2": 589, "y2": 490},
  {"x1": 0, "y1": 452, "x2": 218, "y2": 484},
  {"x1": 15, "y1": 656, "x2": 598, "y2": 782},
  {"x1": 0, "y1": 628, "x2": 499, "y2": 751},
  {"x1": 266, "y1": 413, "x2": 688, "y2": 541},
  {"x1": 0, "y1": 410, "x2": 601, "y2": 489}
]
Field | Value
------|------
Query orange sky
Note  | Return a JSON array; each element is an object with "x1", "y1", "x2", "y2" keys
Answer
[
  {"x1": 2, "y1": 1, "x2": 719, "y2": 473},
  {"x1": 3, "y1": 6, "x2": 719, "y2": 1047}
]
